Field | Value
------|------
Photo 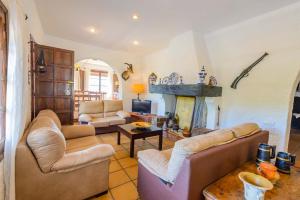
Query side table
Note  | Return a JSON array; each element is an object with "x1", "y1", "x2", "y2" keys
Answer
[{"x1": 203, "y1": 162, "x2": 300, "y2": 200}]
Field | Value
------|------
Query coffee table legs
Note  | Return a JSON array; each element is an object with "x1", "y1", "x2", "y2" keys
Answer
[
  {"x1": 117, "y1": 131, "x2": 121, "y2": 145},
  {"x1": 130, "y1": 139, "x2": 135, "y2": 158},
  {"x1": 159, "y1": 133, "x2": 163, "y2": 150}
]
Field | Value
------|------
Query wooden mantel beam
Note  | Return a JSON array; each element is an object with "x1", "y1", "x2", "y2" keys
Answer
[{"x1": 149, "y1": 84, "x2": 222, "y2": 97}]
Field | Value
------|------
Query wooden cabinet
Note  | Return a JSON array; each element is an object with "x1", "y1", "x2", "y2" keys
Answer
[{"x1": 32, "y1": 44, "x2": 74, "y2": 124}]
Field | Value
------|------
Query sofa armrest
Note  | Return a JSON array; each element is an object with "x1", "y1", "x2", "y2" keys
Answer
[
  {"x1": 78, "y1": 114, "x2": 92, "y2": 123},
  {"x1": 61, "y1": 125, "x2": 95, "y2": 139},
  {"x1": 51, "y1": 144, "x2": 115, "y2": 172},
  {"x1": 138, "y1": 149, "x2": 172, "y2": 182}
]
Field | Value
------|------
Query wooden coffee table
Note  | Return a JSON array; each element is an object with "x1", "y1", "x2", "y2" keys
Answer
[{"x1": 117, "y1": 124, "x2": 163, "y2": 157}]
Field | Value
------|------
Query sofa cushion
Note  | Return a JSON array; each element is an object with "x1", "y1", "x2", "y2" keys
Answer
[
  {"x1": 89, "y1": 118, "x2": 110, "y2": 128},
  {"x1": 167, "y1": 129, "x2": 235, "y2": 183},
  {"x1": 231, "y1": 123, "x2": 260, "y2": 138},
  {"x1": 79, "y1": 101, "x2": 104, "y2": 115},
  {"x1": 105, "y1": 116, "x2": 126, "y2": 126},
  {"x1": 78, "y1": 114, "x2": 92, "y2": 122},
  {"x1": 117, "y1": 110, "x2": 130, "y2": 119},
  {"x1": 66, "y1": 136, "x2": 100, "y2": 153},
  {"x1": 37, "y1": 109, "x2": 62, "y2": 130},
  {"x1": 89, "y1": 113, "x2": 104, "y2": 118},
  {"x1": 105, "y1": 111, "x2": 118, "y2": 117},
  {"x1": 51, "y1": 144, "x2": 115, "y2": 172},
  {"x1": 27, "y1": 117, "x2": 66, "y2": 173},
  {"x1": 138, "y1": 149, "x2": 172, "y2": 182},
  {"x1": 103, "y1": 100, "x2": 123, "y2": 117}
]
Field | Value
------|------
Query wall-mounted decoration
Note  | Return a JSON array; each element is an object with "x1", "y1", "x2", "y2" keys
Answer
[
  {"x1": 162, "y1": 76, "x2": 169, "y2": 85},
  {"x1": 198, "y1": 66, "x2": 207, "y2": 84},
  {"x1": 121, "y1": 63, "x2": 133, "y2": 81},
  {"x1": 36, "y1": 49, "x2": 47, "y2": 73},
  {"x1": 159, "y1": 72, "x2": 181, "y2": 85},
  {"x1": 168, "y1": 72, "x2": 180, "y2": 85},
  {"x1": 148, "y1": 73, "x2": 157, "y2": 85},
  {"x1": 208, "y1": 76, "x2": 217, "y2": 86},
  {"x1": 231, "y1": 52, "x2": 269, "y2": 89}
]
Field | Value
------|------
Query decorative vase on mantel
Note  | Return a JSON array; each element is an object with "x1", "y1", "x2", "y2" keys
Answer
[{"x1": 198, "y1": 66, "x2": 207, "y2": 84}]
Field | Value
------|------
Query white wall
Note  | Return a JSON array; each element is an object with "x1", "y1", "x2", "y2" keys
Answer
[
  {"x1": 44, "y1": 35, "x2": 143, "y2": 111},
  {"x1": 142, "y1": 31, "x2": 212, "y2": 115},
  {"x1": 1, "y1": 0, "x2": 45, "y2": 199},
  {"x1": 141, "y1": 3, "x2": 300, "y2": 151},
  {"x1": 204, "y1": 3, "x2": 300, "y2": 151}
]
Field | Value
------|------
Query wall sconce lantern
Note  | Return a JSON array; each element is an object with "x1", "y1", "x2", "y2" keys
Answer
[
  {"x1": 36, "y1": 50, "x2": 47, "y2": 73},
  {"x1": 28, "y1": 49, "x2": 47, "y2": 84}
]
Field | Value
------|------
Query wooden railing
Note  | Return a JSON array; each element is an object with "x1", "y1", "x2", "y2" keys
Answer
[{"x1": 74, "y1": 90, "x2": 106, "y2": 120}]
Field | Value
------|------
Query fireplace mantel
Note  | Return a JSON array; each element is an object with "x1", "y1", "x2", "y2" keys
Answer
[{"x1": 149, "y1": 84, "x2": 222, "y2": 97}]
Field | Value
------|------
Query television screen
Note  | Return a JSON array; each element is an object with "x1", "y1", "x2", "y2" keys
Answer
[{"x1": 132, "y1": 99, "x2": 151, "y2": 114}]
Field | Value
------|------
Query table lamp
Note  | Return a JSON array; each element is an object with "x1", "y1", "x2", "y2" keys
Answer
[{"x1": 132, "y1": 83, "x2": 145, "y2": 100}]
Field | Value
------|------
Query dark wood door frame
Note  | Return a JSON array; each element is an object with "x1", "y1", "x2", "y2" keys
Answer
[
  {"x1": 0, "y1": 0, "x2": 8, "y2": 161},
  {"x1": 31, "y1": 43, "x2": 75, "y2": 124}
]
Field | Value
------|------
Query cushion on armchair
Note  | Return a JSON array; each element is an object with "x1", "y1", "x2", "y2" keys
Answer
[
  {"x1": 138, "y1": 149, "x2": 172, "y2": 182},
  {"x1": 52, "y1": 144, "x2": 115, "y2": 172},
  {"x1": 37, "y1": 109, "x2": 62, "y2": 130},
  {"x1": 61, "y1": 125, "x2": 95, "y2": 139},
  {"x1": 27, "y1": 116, "x2": 66, "y2": 173}
]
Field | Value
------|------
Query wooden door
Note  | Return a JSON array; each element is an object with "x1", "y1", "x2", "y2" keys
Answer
[{"x1": 32, "y1": 44, "x2": 74, "y2": 124}]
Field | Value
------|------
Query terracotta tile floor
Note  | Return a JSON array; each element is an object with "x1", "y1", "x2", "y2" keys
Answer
[{"x1": 90, "y1": 132, "x2": 175, "y2": 200}]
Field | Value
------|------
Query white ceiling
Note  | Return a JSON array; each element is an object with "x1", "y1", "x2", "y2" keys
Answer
[{"x1": 34, "y1": 0, "x2": 300, "y2": 54}]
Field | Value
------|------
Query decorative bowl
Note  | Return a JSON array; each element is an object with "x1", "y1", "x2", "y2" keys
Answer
[{"x1": 131, "y1": 122, "x2": 151, "y2": 128}]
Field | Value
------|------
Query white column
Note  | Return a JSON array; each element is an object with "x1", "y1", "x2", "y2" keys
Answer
[{"x1": 205, "y1": 97, "x2": 221, "y2": 129}]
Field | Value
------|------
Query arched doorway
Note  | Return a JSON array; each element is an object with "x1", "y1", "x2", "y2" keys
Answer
[
  {"x1": 286, "y1": 71, "x2": 300, "y2": 163},
  {"x1": 73, "y1": 58, "x2": 122, "y2": 119}
]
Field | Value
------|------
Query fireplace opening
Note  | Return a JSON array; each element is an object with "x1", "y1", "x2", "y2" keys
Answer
[{"x1": 164, "y1": 95, "x2": 208, "y2": 131}]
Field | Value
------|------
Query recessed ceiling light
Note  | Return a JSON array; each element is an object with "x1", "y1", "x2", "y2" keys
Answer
[
  {"x1": 133, "y1": 40, "x2": 140, "y2": 45},
  {"x1": 132, "y1": 14, "x2": 139, "y2": 20},
  {"x1": 89, "y1": 27, "x2": 96, "y2": 33}
]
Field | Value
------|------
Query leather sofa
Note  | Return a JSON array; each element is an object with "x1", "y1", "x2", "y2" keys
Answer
[
  {"x1": 137, "y1": 123, "x2": 269, "y2": 200},
  {"x1": 16, "y1": 110, "x2": 115, "y2": 200},
  {"x1": 78, "y1": 100, "x2": 131, "y2": 134}
]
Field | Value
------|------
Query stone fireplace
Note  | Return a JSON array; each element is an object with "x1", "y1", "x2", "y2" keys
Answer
[{"x1": 149, "y1": 84, "x2": 222, "y2": 130}]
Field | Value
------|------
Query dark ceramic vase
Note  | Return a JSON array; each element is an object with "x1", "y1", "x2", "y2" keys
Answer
[
  {"x1": 256, "y1": 143, "x2": 276, "y2": 165},
  {"x1": 275, "y1": 152, "x2": 296, "y2": 174}
]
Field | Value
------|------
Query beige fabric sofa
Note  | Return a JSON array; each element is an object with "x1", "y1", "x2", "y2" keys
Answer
[
  {"x1": 138, "y1": 123, "x2": 261, "y2": 183},
  {"x1": 16, "y1": 109, "x2": 115, "y2": 200},
  {"x1": 78, "y1": 100, "x2": 130, "y2": 134},
  {"x1": 137, "y1": 123, "x2": 268, "y2": 200}
]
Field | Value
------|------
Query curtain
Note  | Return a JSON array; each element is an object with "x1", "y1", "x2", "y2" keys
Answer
[{"x1": 4, "y1": 0, "x2": 27, "y2": 199}]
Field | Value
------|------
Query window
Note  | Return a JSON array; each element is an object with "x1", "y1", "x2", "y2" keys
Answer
[
  {"x1": 0, "y1": 1, "x2": 8, "y2": 161},
  {"x1": 88, "y1": 70, "x2": 109, "y2": 94}
]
